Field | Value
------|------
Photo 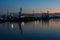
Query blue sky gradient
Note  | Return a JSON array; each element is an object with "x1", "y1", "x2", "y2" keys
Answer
[{"x1": 0, "y1": 0, "x2": 60, "y2": 13}]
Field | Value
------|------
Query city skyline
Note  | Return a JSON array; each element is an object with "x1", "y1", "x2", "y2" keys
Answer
[{"x1": 0, "y1": 0, "x2": 60, "y2": 13}]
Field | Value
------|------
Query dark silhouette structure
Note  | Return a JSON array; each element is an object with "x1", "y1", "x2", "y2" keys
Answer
[
  {"x1": 19, "y1": 8, "x2": 22, "y2": 22},
  {"x1": 42, "y1": 10, "x2": 49, "y2": 20},
  {"x1": 0, "y1": 8, "x2": 60, "y2": 22},
  {"x1": 19, "y1": 8, "x2": 22, "y2": 19}
]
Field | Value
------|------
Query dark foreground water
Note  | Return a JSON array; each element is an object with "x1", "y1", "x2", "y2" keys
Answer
[{"x1": 0, "y1": 19, "x2": 60, "y2": 40}]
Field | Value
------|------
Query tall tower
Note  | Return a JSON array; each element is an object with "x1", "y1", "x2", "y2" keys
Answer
[{"x1": 19, "y1": 8, "x2": 22, "y2": 19}]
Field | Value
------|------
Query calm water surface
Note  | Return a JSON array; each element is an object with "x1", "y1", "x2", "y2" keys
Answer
[{"x1": 0, "y1": 19, "x2": 60, "y2": 40}]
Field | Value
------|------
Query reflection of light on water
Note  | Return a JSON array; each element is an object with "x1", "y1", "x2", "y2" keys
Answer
[
  {"x1": 34, "y1": 21, "x2": 37, "y2": 24},
  {"x1": 34, "y1": 21, "x2": 40, "y2": 25},
  {"x1": 11, "y1": 24, "x2": 14, "y2": 29},
  {"x1": 21, "y1": 22, "x2": 24, "y2": 26}
]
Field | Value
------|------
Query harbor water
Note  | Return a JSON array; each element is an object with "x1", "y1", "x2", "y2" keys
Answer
[{"x1": 0, "y1": 19, "x2": 60, "y2": 40}]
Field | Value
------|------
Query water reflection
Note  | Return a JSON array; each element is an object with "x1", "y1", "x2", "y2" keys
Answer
[
  {"x1": 18, "y1": 22, "x2": 23, "y2": 34},
  {"x1": 11, "y1": 23, "x2": 14, "y2": 29},
  {"x1": 42, "y1": 19, "x2": 49, "y2": 28},
  {"x1": 21, "y1": 22, "x2": 24, "y2": 26},
  {"x1": 0, "y1": 19, "x2": 60, "y2": 40}
]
